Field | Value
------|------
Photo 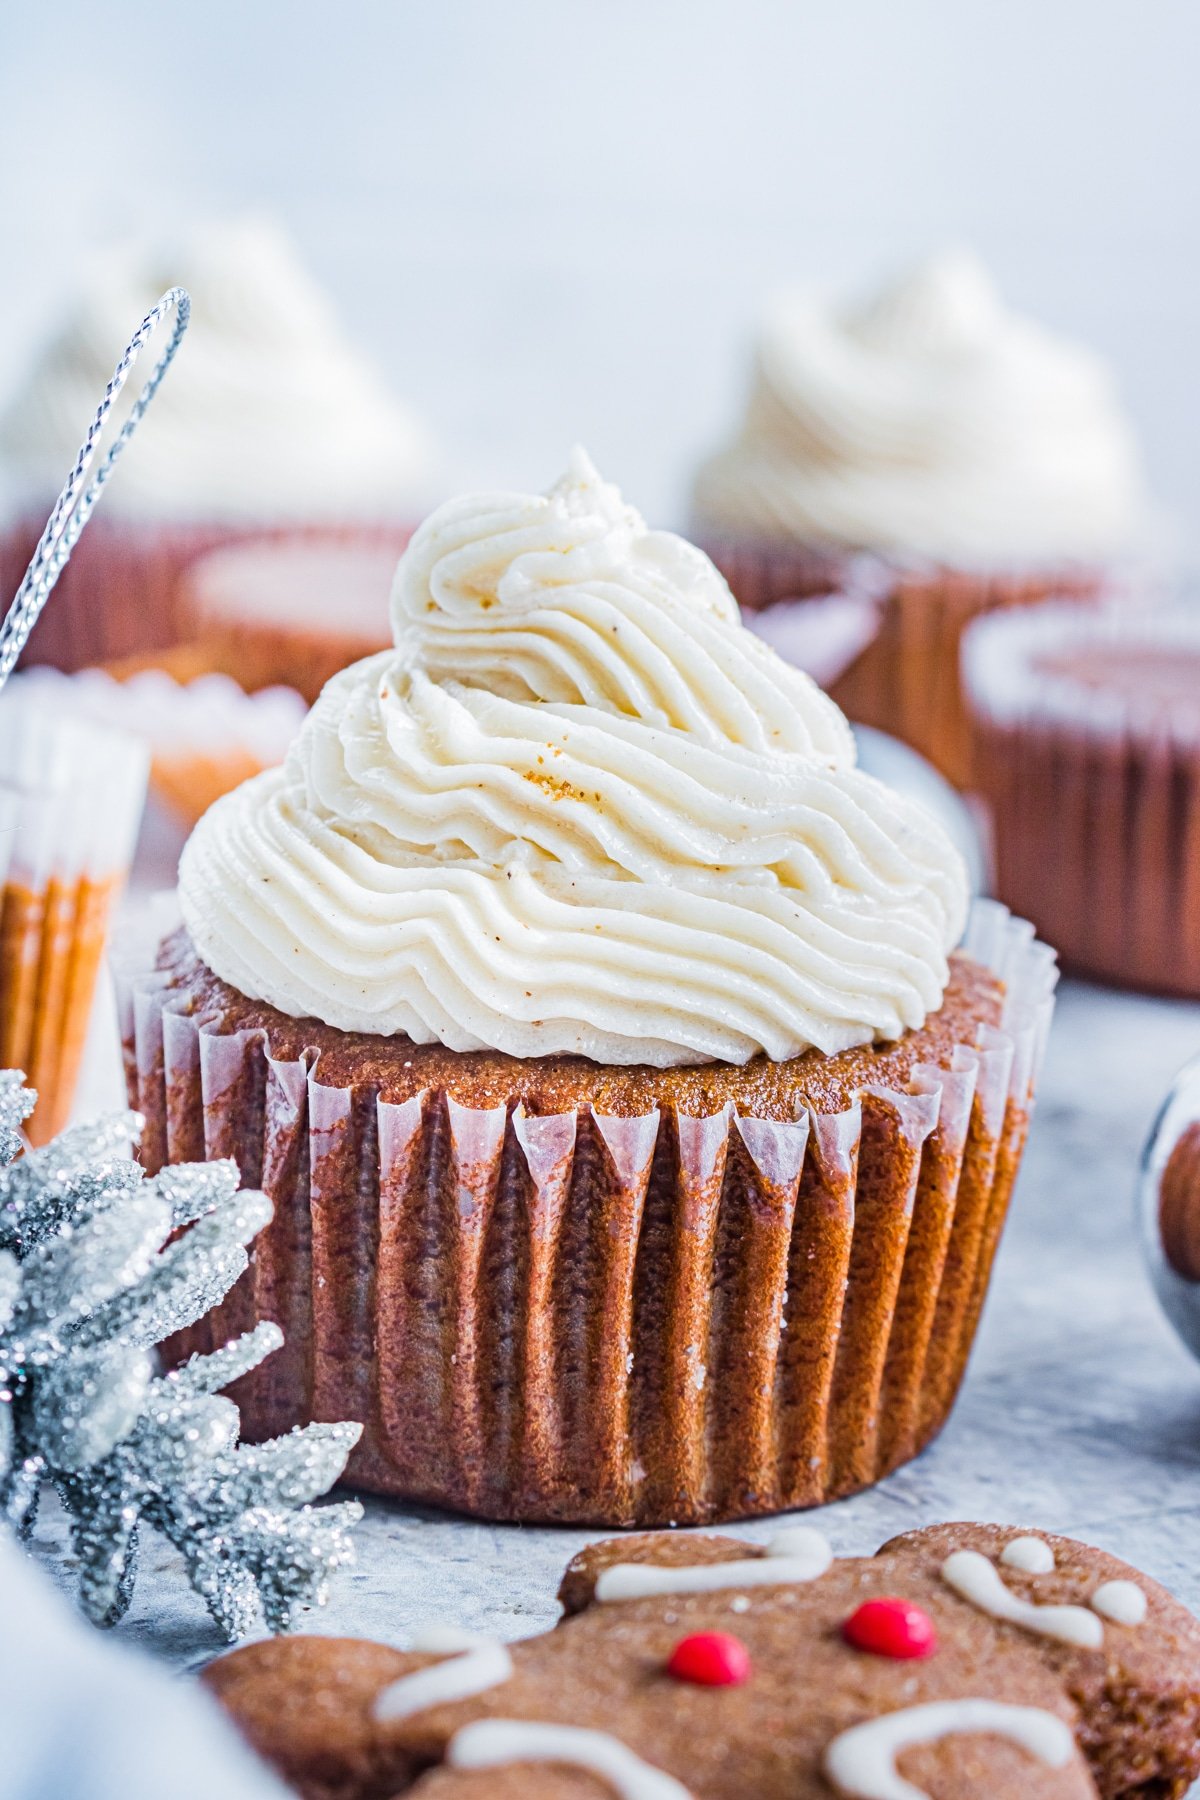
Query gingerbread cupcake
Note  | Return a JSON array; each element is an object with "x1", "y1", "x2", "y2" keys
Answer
[
  {"x1": 13, "y1": 663, "x2": 307, "y2": 830},
  {"x1": 692, "y1": 249, "x2": 1151, "y2": 787},
  {"x1": 962, "y1": 601, "x2": 1200, "y2": 998},
  {"x1": 116, "y1": 451, "x2": 1056, "y2": 1525},
  {"x1": 0, "y1": 218, "x2": 430, "y2": 671},
  {"x1": 176, "y1": 535, "x2": 407, "y2": 702}
]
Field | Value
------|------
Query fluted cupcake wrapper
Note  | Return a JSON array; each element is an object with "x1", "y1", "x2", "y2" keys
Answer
[
  {"x1": 114, "y1": 899, "x2": 1056, "y2": 1526},
  {"x1": 0, "y1": 513, "x2": 249, "y2": 671},
  {"x1": 698, "y1": 530, "x2": 1111, "y2": 789},
  {"x1": 0, "y1": 706, "x2": 147, "y2": 1144}
]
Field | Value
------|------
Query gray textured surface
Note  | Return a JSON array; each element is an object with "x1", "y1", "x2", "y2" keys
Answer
[{"x1": 29, "y1": 975, "x2": 1200, "y2": 1682}]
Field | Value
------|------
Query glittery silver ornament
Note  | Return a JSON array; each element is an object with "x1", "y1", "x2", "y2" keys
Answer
[{"x1": 0, "y1": 1071, "x2": 363, "y2": 1638}]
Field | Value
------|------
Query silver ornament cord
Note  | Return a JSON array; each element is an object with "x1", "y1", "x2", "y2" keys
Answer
[
  {"x1": 0, "y1": 284, "x2": 190, "y2": 690},
  {"x1": 0, "y1": 288, "x2": 367, "y2": 1637}
]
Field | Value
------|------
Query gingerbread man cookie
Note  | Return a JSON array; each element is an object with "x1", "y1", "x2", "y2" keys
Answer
[
  {"x1": 202, "y1": 1635, "x2": 422, "y2": 1800},
  {"x1": 203, "y1": 1521, "x2": 1200, "y2": 1800}
]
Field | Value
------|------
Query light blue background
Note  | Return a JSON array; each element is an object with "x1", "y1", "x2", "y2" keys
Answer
[{"x1": 2, "y1": 1, "x2": 1195, "y2": 531}]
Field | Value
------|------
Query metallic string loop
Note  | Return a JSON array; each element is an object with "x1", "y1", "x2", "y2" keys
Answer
[{"x1": 0, "y1": 284, "x2": 191, "y2": 690}]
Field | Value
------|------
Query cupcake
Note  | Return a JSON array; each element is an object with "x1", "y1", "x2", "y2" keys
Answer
[
  {"x1": 115, "y1": 451, "x2": 1056, "y2": 1526},
  {"x1": 963, "y1": 601, "x2": 1200, "y2": 998},
  {"x1": 692, "y1": 248, "x2": 1151, "y2": 787},
  {"x1": 177, "y1": 535, "x2": 408, "y2": 701},
  {"x1": 0, "y1": 695, "x2": 148, "y2": 1144},
  {"x1": 0, "y1": 217, "x2": 431, "y2": 671},
  {"x1": 13, "y1": 663, "x2": 307, "y2": 830}
]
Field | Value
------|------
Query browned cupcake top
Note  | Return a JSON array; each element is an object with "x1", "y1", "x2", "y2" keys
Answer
[
  {"x1": 1034, "y1": 643, "x2": 1200, "y2": 712},
  {"x1": 186, "y1": 537, "x2": 403, "y2": 635},
  {"x1": 158, "y1": 929, "x2": 1003, "y2": 1120},
  {"x1": 964, "y1": 602, "x2": 1200, "y2": 748}
]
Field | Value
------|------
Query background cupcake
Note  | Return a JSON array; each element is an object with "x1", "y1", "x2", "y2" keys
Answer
[
  {"x1": 117, "y1": 453, "x2": 1055, "y2": 1526},
  {"x1": 0, "y1": 217, "x2": 431, "y2": 671},
  {"x1": 692, "y1": 248, "x2": 1153, "y2": 787},
  {"x1": 13, "y1": 663, "x2": 306, "y2": 830},
  {"x1": 963, "y1": 600, "x2": 1200, "y2": 998},
  {"x1": 175, "y1": 535, "x2": 406, "y2": 702}
]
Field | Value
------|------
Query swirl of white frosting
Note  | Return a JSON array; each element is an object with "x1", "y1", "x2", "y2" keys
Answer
[
  {"x1": 0, "y1": 217, "x2": 431, "y2": 520},
  {"x1": 179, "y1": 452, "x2": 967, "y2": 1066},
  {"x1": 693, "y1": 248, "x2": 1146, "y2": 563}
]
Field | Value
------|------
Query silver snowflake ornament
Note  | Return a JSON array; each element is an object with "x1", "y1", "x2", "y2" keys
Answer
[{"x1": 0, "y1": 1071, "x2": 362, "y2": 1638}]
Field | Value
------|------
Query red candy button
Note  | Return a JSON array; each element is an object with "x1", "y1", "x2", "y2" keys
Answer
[
  {"x1": 842, "y1": 1597, "x2": 938, "y2": 1660},
  {"x1": 666, "y1": 1630, "x2": 752, "y2": 1687}
]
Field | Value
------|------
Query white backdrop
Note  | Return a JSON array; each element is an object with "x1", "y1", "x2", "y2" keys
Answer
[{"x1": 1, "y1": 0, "x2": 1196, "y2": 534}]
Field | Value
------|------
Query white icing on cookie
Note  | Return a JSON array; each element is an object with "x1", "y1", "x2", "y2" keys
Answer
[
  {"x1": 594, "y1": 1526, "x2": 832, "y2": 1603},
  {"x1": 768, "y1": 1525, "x2": 833, "y2": 1562},
  {"x1": 823, "y1": 1698, "x2": 1075, "y2": 1800},
  {"x1": 448, "y1": 1719, "x2": 694, "y2": 1799},
  {"x1": 373, "y1": 1629, "x2": 514, "y2": 1724},
  {"x1": 941, "y1": 1550, "x2": 1103, "y2": 1648},
  {"x1": 1090, "y1": 1580, "x2": 1148, "y2": 1625},
  {"x1": 999, "y1": 1536, "x2": 1056, "y2": 1574}
]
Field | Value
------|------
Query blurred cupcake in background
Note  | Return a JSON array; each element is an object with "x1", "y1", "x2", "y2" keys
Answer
[
  {"x1": 0, "y1": 217, "x2": 432, "y2": 671},
  {"x1": 692, "y1": 248, "x2": 1153, "y2": 785},
  {"x1": 963, "y1": 601, "x2": 1200, "y2": 997},
  {"x1": 176, "y1": 536, "x2": 403, "y2": 702},
  {"x1": 0, "y1": 693, "x2": 147, "y2": 1144},
  {"x1": 741, "y1": 586, "x2": 880, "y2": 693},
  {"x1": 14, "y1": 664, "x2": 306, "y2": 830}
]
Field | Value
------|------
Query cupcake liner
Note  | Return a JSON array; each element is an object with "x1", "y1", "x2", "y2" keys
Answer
[
  {"x1": 114, "y1": 899, "x2": 1055, "y2": 1526},
  {"x1": 698, "y1": 531, "x2": 1116, "y2": 788},
  {"x1": 0, "y1": 512, "x2": 247, "y2": 671},
  {"x1": 0, "y1": 512, "x2": 413, "y2": 675},
  {"x1": 0, "y1": 699, "x2": 148, "y2": 1143},
  {"x1": 964, "y1": 602, "x2": 1200, "y2": 997}
]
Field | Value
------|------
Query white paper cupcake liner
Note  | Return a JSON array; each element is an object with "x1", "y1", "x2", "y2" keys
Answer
[
  {"x1": 0, "y1": 694, "x2": 148, "y2": 1141},
  {"x1": 113, "y1": 898, "x2": 1056, "y2": 1525},
  {"x1": 11, "y1": 665, "x2": 306, "y2": 828}
]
